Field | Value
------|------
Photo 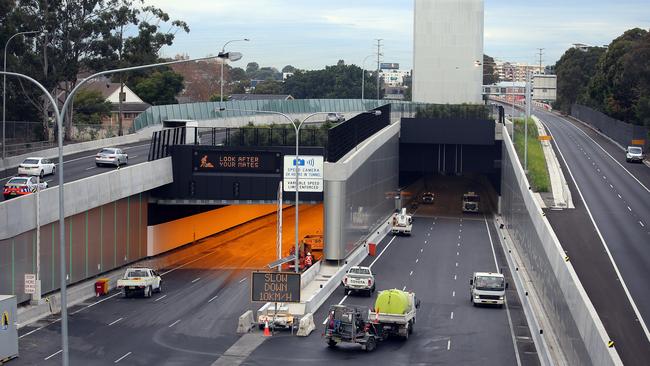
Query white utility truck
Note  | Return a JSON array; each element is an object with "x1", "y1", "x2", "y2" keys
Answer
[
  {"x1": 462, "y1": 192, "x2": 480, "y2": 213},
  {"x1": 368, "y1": 289, "x2": 419, "y2": 339},
  {"x1": 342, "y1": 266, "x2": 375, "y2": 296},
  {"x1": 469, "y1": 272, "x2": 507, "y2": 307},
  {"x1": 117, "y1": 267, "x2": 162, "y2": 298},
  {"x1": 391, "y1": 208, "x2": 412, "y2": 235}
]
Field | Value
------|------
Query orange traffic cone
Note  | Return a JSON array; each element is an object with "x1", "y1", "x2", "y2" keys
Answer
[{"x1": 263, "y1": 321, "x2": 271, "y2": 337}]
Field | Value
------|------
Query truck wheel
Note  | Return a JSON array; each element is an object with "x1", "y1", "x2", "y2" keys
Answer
[
  {"x1": 408, "y1": 320, "x2": 414, "y2": 334},
  {"x1": 365, "y1": 337, "x2": 376, "y2": 352},
  {"x1": 327, "y1": 339, "x2": 338, "y2": 348},
  {"x1": 403, "y1": 324, "x2": 409, "y2": 340}
]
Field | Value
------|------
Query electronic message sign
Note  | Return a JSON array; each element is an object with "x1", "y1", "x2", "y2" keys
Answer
[
  {"x1": 251, "y1": 272, "x2": 301, "y2": 303},
  {"x1": 193, "y1": 150, "x2": 281, "y2": 174}
]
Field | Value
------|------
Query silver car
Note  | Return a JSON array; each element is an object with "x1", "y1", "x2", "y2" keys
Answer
[
  {"x1": 95, "y1": 148, "x2": 128, "y2": 167},
  {"x1": 625, "y1": 146, "x2": 644, "y2": 163}
]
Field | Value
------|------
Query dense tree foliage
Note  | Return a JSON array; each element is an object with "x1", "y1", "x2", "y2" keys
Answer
[
  {"x1": 73, "y1": 89, "x2": 112, "y2": 124},
  {"x1": 483, "y1": 54, "x2": 497, "y2": 85},
  {"x1": 133, "y1": 70, "x2": 184, "y2": 105},
  {"x1": 554, "y1": 46, "x2": 606, "y2": 113},
  {"x1": 253, "y1": 80, "x2": 283, "y2": 94},
  {"x1": 283, "y1": 60, "x2": 380, "y2": 99},
  {"x1": 0, "y1": 0, "x2": 187, "y2": 139}
]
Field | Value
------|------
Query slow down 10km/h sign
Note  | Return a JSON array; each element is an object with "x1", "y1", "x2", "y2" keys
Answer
[{"x1": 251, "y1": 272, "x2": 301, "y2": 303}]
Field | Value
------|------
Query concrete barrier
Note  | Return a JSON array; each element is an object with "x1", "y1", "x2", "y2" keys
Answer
[
  {"x1": 237, "y1": 310, "x2": 255, "y2": 334},
  {"x1": 296, "y1": 313, "x2": 315, "y2": 336}
]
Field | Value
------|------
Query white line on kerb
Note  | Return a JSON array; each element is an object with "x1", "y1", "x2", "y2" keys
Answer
[
  {"x1": 168, "y1": 319, "x2": 181, "y2": 328},
  {"x1": 369, "y1": 236, "x2": 396, "y2": 268},
  {"x1": 208, "y1": 294, "x2": 219, "y2": 303},
  {"x1": 44, "y1": 350, "x2": 62, "y2": 360},
  {"x1": 154, "y1": 294, "x2": 167, "y2": 302},
  {"x1": 191, "y1": 277, "x2": 201, "y2": 284},
  {"x1": 114, "y1": 351, "x2": 132, "y2": 363},
  {"x1": 323, "y1": 295, "x2": 349, "y2": 324},
  {"x1": 108, "y1": 317, "x2": 123, "y2": 326}
]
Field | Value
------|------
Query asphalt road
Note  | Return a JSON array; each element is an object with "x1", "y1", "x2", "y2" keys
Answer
[
  {"x1": 0, "y1": 140, "x2": 152, "y2": 190},
  {"x1": 535, "y1": 109, "x2": 650, "y2": 363},
  {"x1": 241, "y1": 211, "x2": 538, "y2": 366}
]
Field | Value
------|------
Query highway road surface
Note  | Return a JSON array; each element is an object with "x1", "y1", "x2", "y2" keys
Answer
[
  {"x1": 535, "y1": 109, "x2": 650, "y2": 364},
  {"x1": 239, "y1": 211, "x2": 538, "y2": 366}
]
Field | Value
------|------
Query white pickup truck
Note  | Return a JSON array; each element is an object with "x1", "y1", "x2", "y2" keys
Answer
[
  {"x1": 391, "y1": 208, "x2": 412, "y2": 236},
  {"x1": 117, "y1": 267, "x2": 162, "y2": 298},
  {"x1": 342, "y1": 266, "x2": 375, "y2": 296}
]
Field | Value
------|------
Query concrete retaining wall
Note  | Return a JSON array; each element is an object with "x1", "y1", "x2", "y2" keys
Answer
[
  {"x1": 500, "y1": 125, "x2": 622, "y2": 365},
  {"x1": 0, "y1": 158, "x2": 172, "y2": 241}
]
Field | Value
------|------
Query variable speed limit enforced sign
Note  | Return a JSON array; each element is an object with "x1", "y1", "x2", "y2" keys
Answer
[{"x1": 251, "y1": 272, "x2": 301, "y2": 303}]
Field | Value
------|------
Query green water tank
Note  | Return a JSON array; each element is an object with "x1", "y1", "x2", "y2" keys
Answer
[{"x1": 374, "y1": 289, "x2": 410, "y2": 314}]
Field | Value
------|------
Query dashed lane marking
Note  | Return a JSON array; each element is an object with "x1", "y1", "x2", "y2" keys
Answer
[
  {"x1": 452, "y1": 291, "x2": 455, "y2": 297},
  {"x1": 191, "y1": 277, "x2": 201, "y2": 284},
  {"x1": 641, "y1": 221, "x2": 645, "y2": 228},
  {"x1": 409, "y1": 271, "x2": 414, "y2": 276},
  {"x1": 239, "y1": 277, "x2": 247, "y2": 283},
  {"x1": 168, "y1": 319, "x2": 181, "y2": 328},
  {"x1": 628, "y1": 206, "x2": 632, "y2": 211},
  {"x1": 447, "y1": 340, "x2": 451, "y2": 351},
  {"x1": 154, "y1": 294, "x2": 167, "y2": 302},
  {"x1": 44, "y1": 350, "x2": 62, "y2": 360},
  {"x1": 114, "y1": 351, "x2": 132, "y2": 363},
  {"x1": 208, "y1": 294, "x2": 219, "y2": 303},
  {"x1": 450, "y1": 312, "x2": 454, "y2": 319},
  {"x1": 618, "y1": 194, "x2": 622, "y2": 199},
  {"x1": 108, "y1": 317, "x2": 123, "y2": 326}
]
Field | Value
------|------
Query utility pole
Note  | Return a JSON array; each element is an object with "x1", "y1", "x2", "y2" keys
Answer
[
  {"x1": 375, "y1": 39, "x2": 383, "y2": 100},
  {"x1": 537, "y1": 48, "x2": 544, "y2": 74}
]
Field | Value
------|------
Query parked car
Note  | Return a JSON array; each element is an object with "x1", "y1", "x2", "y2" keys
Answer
[
  {"x1": 95, "y1": 148, "x2": 128, "y2": 167},
  {"x1": 625, "y1": 146, "x2": 644, "y2": 163},
  {"x1": 326, "y1": 113, "x2": 345, "y2": 123},
  {"x1": 17, "y1": 157, "x2": 56, "y2": 177},
  {"x1": 3, "y1": 175, "x2": 47, "y2": 200}
]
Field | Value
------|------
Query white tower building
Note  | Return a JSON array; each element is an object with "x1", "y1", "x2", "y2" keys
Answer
[{"x1": 412, "y1": 0, "x2": 484, "y2": 104}]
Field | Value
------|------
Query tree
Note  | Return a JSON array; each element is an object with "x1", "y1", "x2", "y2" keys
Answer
[
  {"x1": 253, "y1": 79, "x2": 283, "y2": 94},
  {"x1": 282, "y1": 65, "x2": 296, "y2": 73},
  {"x1": 553, "y1": 46, "x2": 606, "y2": 113},
  {"x1": 483, "y1": 54, "x2": 497, "y2": 85},
  {"x1": 73, "y1": 89, "x2": 112, "y2": 124},
  {"x1": 133, "y1": 70, "x2": 184, "y2": 105},
  {"x1": 230, "y1": 67, "x2": 247, "y2": 81},
  {"x1": 283, "y1": 61, "x2": 382, "y2": 99},
  {"x1": 246, "y1": 62, "x2": 259, "y2": 74}
]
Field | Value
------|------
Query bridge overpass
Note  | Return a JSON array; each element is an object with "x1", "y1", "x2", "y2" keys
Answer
[{"x1": 0, "y1": 100, "x2": 627, "y2": 365}]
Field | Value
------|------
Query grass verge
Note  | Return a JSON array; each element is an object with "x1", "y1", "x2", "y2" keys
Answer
[{"x1": 513, "y1": 118, "x2": 551, "y2": 192}]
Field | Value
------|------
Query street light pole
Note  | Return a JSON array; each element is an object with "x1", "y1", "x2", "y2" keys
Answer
[
  {"x1": 220, "y1": 38, "x2": 249, "y2": 103},
  {"x1": 361, "y1": 54, "x2": 374, "y2": 102},
  {"x1": 524, "y1": 70, "x2": 531, "y2": 170},
  {"x1": 2, "y1": 30, "x2": 44, "y2": 160},
  {"x1": 2, "y1": 53, "x2": 228, "y2": 366}
]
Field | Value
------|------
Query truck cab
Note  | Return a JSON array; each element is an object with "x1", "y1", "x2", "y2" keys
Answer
[
  {"x1": 469, "y1": 272, "x2": 507, "y2": 307},
  {"x1": 462, "y1": 192, "x2": 480, "y2": 213},
  {"x1": 391, "y1": 208, "x2": 413, "y2": 235}
]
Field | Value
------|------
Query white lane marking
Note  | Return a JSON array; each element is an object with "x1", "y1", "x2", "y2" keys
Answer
[
  {"x1": 597, "y1": 168, "x2": 600, "y2": 172},
  {"x1": 424, "y1": 240, "x2": 427, "y2": 244},
  {"x1": 168, "y1": 319, "x2": 181, "y2": 328},
  {"x1": 208, "y1": 294, "x2": 219, "y2": 303},
  {"x1": 543, "y1": 117, "x2": 650, "y2": 342},
  {"x1": 640, "y1": 221, "x2": 645, "y2": 228},
  {"x1": 85, "y1": 166, "x2": 96, "y2": 171},
  {"x1": 459, "y1": 229, "x2": 462, "y2": 233},
  {"x1": 455, "y1": 262, "x2": 458, "y2": 267},
  {"x1": 427, "y1": 233, "x2": 430, "y2": 236},
  {"x1": 19, "y1": 325, "x2": 47, "y2": 339},
  {"x1": 108, "y1": 317, "x2": 123, "y2": 326},
  {"x1": 420, "y1": 248, "x2": 423, "y2": 253},
  {"x1": 484, "y1": 217, "x2": 500, "y2": 270},
  {"x1": 45, "y1": 179, "x2": 52, "y2": 183},
  {"x1": 558, "y1": 112, "x2": 650, "y2": 193},
  {"x1": 154, "y1": 294, "x2": 167, "y2": 302},
  {"x1": 369, "y1": 236, "x2": 396, "y2": 268},
  {"x1": 450, "y1": 312, "x2": 454, "y2": 319},
  {"x1": 239, "y1": 277, "x2": 247, "y2": 283},
  {"x1": 44, "y1": 349, "x2": 63, "y2": 360},
  {"x1": 130, "y1": 155, "x2": 138, "y2": 159},
  {"x1": 114, "y1": 351, "x2": 132, "y2": 363},
  {"x1": 617, "y1": 194, "x2": 622, "y2": 199},
  {"x1": 454, "y1": 274, "x2": 457, "y2": 280},
  {"x1": 628, "y1": 206, "x2": 632, "y2": 211},
  {"x1": 402, "y1": 286, "x2": 407, "y2": 291},
  {"x1": 191, "y1": 277, "x2": 201, "y2": 284},
  {"x1": 71, "y1": 292, "x2": 121, "y2": 314},
  {"x1": 457, "y1": 243, "x2": 460, "y2": 247},
  {"x1": 409, "y1": 270, "x2": 413, "y2": 276},
  {"x1": 452, "y1": 291, "x2": 455, "y2": 297},
  {"x1": 458, "y1": 235, "x2": 461, "y2": 239},
  {"x1": 415, "y1": 258, "x2": 419, "y2": 263},
  {"x1": 609, "y1": 184, "x2": 613, "y2": 189},
  {"x1": 447, "y1": 340, "x2": 451, "y2": 351},
  {"x1": 603, "y1": 175, "x2": 606, "y2": 180}
]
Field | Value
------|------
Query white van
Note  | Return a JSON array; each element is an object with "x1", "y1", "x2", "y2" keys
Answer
[{"x1": 162, "y1": 119, "x2": 200, "y2": 144}]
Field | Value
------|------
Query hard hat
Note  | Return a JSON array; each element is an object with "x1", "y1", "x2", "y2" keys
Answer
[{"x1": 307, "y1": 252, "x2": 311, "y2": 255}]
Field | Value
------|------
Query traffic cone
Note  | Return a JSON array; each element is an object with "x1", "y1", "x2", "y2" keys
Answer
[{"x1": 263, "y1": 321, "x2": 271, "y2": 337}]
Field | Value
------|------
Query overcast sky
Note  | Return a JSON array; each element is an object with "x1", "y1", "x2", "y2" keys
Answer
[{"x1": 147, "y1": 0, "x2": 650, "y2": 70}]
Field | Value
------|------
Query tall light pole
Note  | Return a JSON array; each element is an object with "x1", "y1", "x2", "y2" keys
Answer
[
  {"x1": 220, "y1": 108, "x2": 381, "y2": 272},
  {"x1": 220, "y1": 38, "x2": 249, "y2": 102},
  {"x1": 2, "y1": 53, "x2": 227, "y2": 366},
  {"x1": 361, "y1": 54, "x2": 374, "y2": 102},
  {"x1": 524, "y1": 69, "x2": 532, "y2": 170},
  {"x1": 2, "y1": 30, "x2": 46, "y2": 160}
]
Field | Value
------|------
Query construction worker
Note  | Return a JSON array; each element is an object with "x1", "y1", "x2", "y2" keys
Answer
[{"x1": 304, "y1": 252, "x2": 313, "y2": 268}]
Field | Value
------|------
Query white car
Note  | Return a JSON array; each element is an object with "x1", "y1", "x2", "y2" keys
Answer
[
  {"x1": 95, "y1": 148, "x2": 128, "y2": 167},
  {"x1": 326, "y1": 113, "x2": 345, "y2": 123},
  {"x1": 625, "y1": 146, "x2": 644, "y2": 163},
  {"x1": 17, "y1": 157, "x2": 56, "y2": 177},
  {"x1": 116, "y1": 267, "x2": 162, "y2": 298}
]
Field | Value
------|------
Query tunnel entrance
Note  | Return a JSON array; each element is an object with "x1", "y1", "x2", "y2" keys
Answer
[{"x1": 399, "y1": 116, "x2": 502, "y2": 216}]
